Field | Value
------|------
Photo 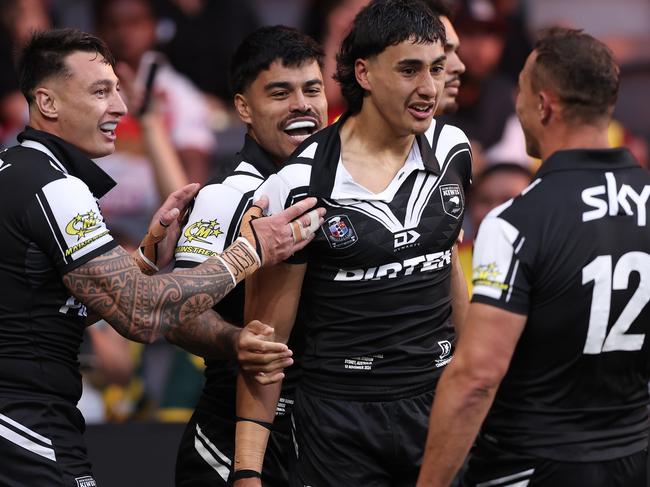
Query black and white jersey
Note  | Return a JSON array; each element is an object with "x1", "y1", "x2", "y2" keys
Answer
[
  {"x1": 174, "y1": 135, "x2": 300, "y2": 415},
  {"x1": 255, "y1": 114, "x2": 472, "y2": 399},
  {"x1": 0, "y1": 128, "x2": 117, "y2": 403},
  {"x1": 472, "y1": 148, "x2": 650, "y2": 461}
]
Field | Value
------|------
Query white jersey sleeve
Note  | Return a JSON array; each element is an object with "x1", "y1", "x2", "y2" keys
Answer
[
  {"x1": 471, "y1": 206, "x2": 531, "y2": 314},
  {"x1": 28, "y1": 175, "x2": 115, "y2": 273}
]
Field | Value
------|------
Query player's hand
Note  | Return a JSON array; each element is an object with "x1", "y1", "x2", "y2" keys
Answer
[
  {"x1": 240, "y1": 196, "x2": 325, "y2": 266},
  {"x1": 135, "y1": 183, "x2": 200, "y2": 273},
  {"x1": 237, "y1": 321, "x2": 293, "y2": 385}
]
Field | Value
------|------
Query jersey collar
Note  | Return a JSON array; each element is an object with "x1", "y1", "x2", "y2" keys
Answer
[
  {"x1": 238, "y1": 134, "x2": 279, "y2": 178},
  {"x1": 18, "y1": 126, "x2": 117, "y2": 198},
  {"x1": 536, "y1": 148, "x2": 640, "y2": 178},
  {"x1": 310, "y1": 112, "x2": 441, "y2": 198}
]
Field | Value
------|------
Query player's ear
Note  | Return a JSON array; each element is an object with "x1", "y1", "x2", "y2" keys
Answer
[
  {"x1": 34, "y1": 87, "x2": 58, "y2": 120},
  {"x1": 538, "y1": 91, "x2": 553, "y2": 125},
  {"x1": 355, "y1": 58, "x2": 371, "y2": 92},
  {"x1": 234, "y1": 93, "x2": 252, "y2": 125}
]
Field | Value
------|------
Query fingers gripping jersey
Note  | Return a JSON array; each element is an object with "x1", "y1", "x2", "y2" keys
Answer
[
  {"x1": 471, "y1": 148, "x2": 650, "y2": 461},
  {"x1": 0, "y1": 132, "x2": 117, "y2": 402},
  {"x1": 254, "y1": 117, "x2": 472, "y2": 398}
]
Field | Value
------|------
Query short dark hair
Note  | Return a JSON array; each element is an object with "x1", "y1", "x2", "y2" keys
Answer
[
  {"x1": 421, "y1": 0, "x2": 454, "y2": 19},
  {"x1": 335, "y1": 0, "x2": 446, "y2": 114},
  {"x1": 229, "y1": 25, "x2": 324, "y2": 96},
  {"x1": 531, "y1": 27, "x2": 619, "y2": 122},
  {"x1": 17, "y1": 28, "x2": 115, "y2": 104}
]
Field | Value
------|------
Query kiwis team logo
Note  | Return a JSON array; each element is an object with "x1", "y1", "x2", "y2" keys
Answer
[
  {"x1": 183, "y1": 219, "x2": 223, "y2": 245},
  {"x1": 65, "y1": 210, "x2": 102, "y2": 240},
  {"x1": 439, "y1": 184, "x2": 464, "y2": 219}
]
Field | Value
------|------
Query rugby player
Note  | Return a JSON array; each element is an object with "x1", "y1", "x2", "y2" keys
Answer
[
  {"x1": 233, "y1": 1, "x2": 472, "y2": 485},
  {"x1": 167, "y1": 26, "x2": 327, "y2": 486},
  {"x1": 417, "y1": 27, "x2": 650, "y2": 487}
]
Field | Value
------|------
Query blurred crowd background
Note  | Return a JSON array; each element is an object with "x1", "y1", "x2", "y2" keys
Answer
[{"x1": 1, "y1": 0, "x2": 649, "y2": 425}]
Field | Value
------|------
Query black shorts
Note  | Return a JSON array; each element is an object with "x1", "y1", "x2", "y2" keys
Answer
[
  {"x1": 289, "y1": 386, "x2": 435, "y2": 487},
  {"x1": 463, "y1": 437, "x2": 647, "y2": 487},
  {"x1": 175, "y1": 407, "x2": 292, "y2": 487},
  {"x1": 0, "y1": 396, "x2": 95, "y2": 487}
]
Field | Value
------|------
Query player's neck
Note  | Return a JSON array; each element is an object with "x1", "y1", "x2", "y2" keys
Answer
[
  {"x1": 342, "y1": 105, "x2": 415, "y2": 163},
  {"x1": 540, "y1": 121, "x2": 611, "y2": 161},
  {"x1": 339, "y1": 111, "x2": 416, "y2": 194}
]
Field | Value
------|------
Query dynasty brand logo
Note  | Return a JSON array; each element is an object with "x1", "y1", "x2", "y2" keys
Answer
[
  {"x1": 183, "y1": 219, "x2": 223, "y2": 244},
  {"x1": 65, "y1": 210, "x2": 102, "y2": 240}
]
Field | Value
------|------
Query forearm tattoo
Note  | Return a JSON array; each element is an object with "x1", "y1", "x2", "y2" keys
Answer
[
  {"x1": 63, "y1": 247, "x2": 235, "y2": 343},
  {"x1": 165, "y1": 310, "x2": 240, "y2": 359},
  {"x1": 220, "y1": 238, "x2": 260, "y2": 283}
]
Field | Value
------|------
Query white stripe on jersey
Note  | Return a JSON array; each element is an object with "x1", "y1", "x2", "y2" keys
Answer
[
  {"x1": 194, "y1": 424, "x2": 231, "y2": 481},
  {"x1": 476, "y1": 468, "x2": 534, "y2": 486},
  {"x1": 255, "y1": 163, "x2": 312, "y2": 216},
  {"x1": 0, "y1": 414, "x2": 56, "y2": 462},
  {"x1": 20, "y1": 140, "x2": 67, "y2": 173},
  {"x1": 297, "y1": 142, "x2": 318, "y2": 159},
  {"x1": 236, "y1": 162, "x2": 263, "y2": 177},
  {"x1": 472, "y1": 216, "x2": 520, "y2": 301},
  {"x1": 35, "y1": 193, "x2": 68, "y2": 261}
]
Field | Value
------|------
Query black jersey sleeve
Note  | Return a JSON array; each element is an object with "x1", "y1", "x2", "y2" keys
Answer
[{"x1": 24, "y1": 175, "x2": 116, "y2": 275}]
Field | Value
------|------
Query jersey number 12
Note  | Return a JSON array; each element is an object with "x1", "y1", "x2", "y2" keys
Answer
[{"x1": 582, "y1": 252, "x2": 649, "y2": 354}]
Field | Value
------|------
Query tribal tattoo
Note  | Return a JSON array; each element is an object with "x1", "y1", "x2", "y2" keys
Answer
[
  {"x1": 63, "y1": 247, "x2": 236, "y2": 343},
  {"x1": 165, "y1": 309, "x2": 240, "y2": 360}
]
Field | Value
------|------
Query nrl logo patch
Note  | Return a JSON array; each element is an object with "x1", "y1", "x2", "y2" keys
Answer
[
  {"x1": 65, "y1": 210, "x2": 102, "y2": 240},
  {"x1": 75, "y1": 476, "x2": 97, "y2": 487},
  {"x1": 439, "y1": 184, "x2": 464, "y2": 219},
  {"x1": 323, "y1": 215, "x2": 358, "y2": 249},
  {"x1": 183, "y1": 219, "x2": 223, "y2": 244}
]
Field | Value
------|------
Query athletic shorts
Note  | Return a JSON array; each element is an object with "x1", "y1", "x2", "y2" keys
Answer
[
  {"x1": 463, "y1": 437, "x2": 648, "y2": 487},
  {"x1": 175, "y1": 407, "x2": 292, "y2": 487},
  {"x1": 0, "y1": 396, "x2": 96, "y2": 487},
  {"x1": 289, "y1": 386, "x2": 435, "y2": 487}
]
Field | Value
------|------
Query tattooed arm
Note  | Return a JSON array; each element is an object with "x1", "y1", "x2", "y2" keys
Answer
[
  {"x1": 165, "y1": 313, "x2": 292, "y2": 379},
  {"x1": 64, "y1": 197, "x2": 324, "y2": 344},
  {"x1": 63, "y1": 244, "x2": 242, "y2": 344}
]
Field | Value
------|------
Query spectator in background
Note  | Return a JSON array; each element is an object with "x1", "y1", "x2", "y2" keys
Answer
[
  {"x1": 439, "y1": 0, "x2": 530, "y2": 172},
  {"x1": 94, "y1": 0, "x2": 215, "y2": 247},
  {"x1": 458, "y1": 163, "x2": 533, "y2": 295},
  {"x1": 0, "y1": 0, "x2": 51, "y2": 147},
  {"x1": 153, "y1": 0, "x2": 260, "y2": 107}
]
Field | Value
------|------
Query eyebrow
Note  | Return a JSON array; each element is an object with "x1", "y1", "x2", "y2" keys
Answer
[
  {"x1": 396, "y1": 55, "x2": 447, "y2": 68},
  {"x1": 263, "y1": 79, "x2": 323, "y2": 91},
  {"x1": 88, "y1": 79, "x2": 115, "y2": 90}
]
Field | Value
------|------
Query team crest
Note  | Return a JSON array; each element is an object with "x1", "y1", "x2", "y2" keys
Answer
[
  {"x1": 75, "y1": 476, "x2": 97, "y2": 487},
  {"x1": 183, "y1": 219, "x2": 222, "y2": 244},
  {"x1": 65, "y1": 210, "x2": 102, "y2": 240},
  {"x1": 439, "y1": 184, "x2": 464, "y2": 219},
  {"x1": 323, "y1": 215, "x2": 358, "y2": 249}
]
